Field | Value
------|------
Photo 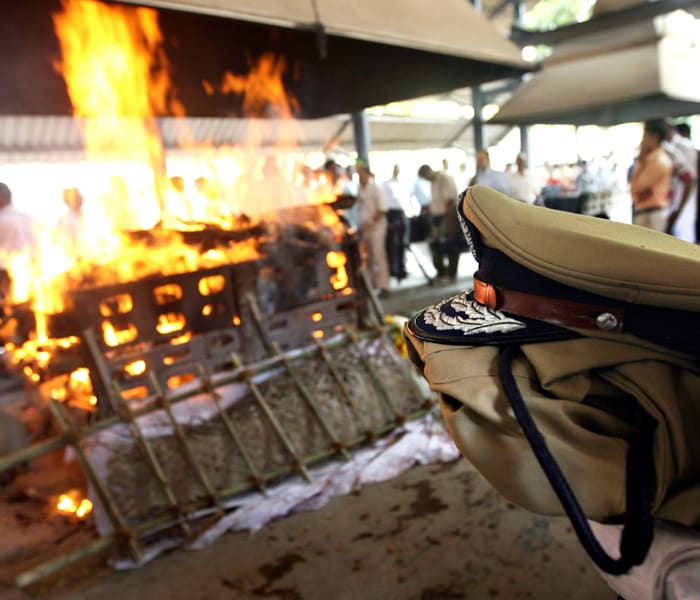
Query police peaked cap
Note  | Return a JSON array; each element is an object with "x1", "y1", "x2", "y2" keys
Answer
[{"x1": 408, "y1": 185, "x2": 700, "y2": 357}]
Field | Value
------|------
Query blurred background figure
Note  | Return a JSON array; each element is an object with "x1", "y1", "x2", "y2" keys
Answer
[
  {"x1": 409, "y1": 167, "x2": 432, "y2": 245},
  {"x1": 629, "y1": 119, "x2": 672, "y2": 232},
  {"x1": 454, "y1": 162, "x2": 470, "y2": 193},
  {"x1": 194, "y1": 175, "x2": 235, "y2": 224},
  {"x1": 54, "y1": 187, "x2": 85, "y2": 253},
  {"x1": 508, "y1": 154, "x2": 539, "y2": 204},
  {"x1": 575, "y1": 160, "x2": 598, "y2": 196},
  {"x1": 342, "y1": 164, "x2": 358, "y2": 196},
  {"x1": 322, "y1": 158, "x2": 342, "y2": 191},
  {"x1": 0, "y1": 182, "x2": 38, "y2": 298},
  {"x1": 382, "y1": 164, "x2": 410, "y2": 282},
  {"x1": 163, "y1": 175, "x2": 191, "y2": 227},
  {"x1": 666, "y1": 121, "x2": 698, "y2": 242},
  {"x1": 418, "y1": 164, "x2": 461, "y2": 284},
  {"x1": 469, "y1": 149, "x2": 510, "y2": 194},
  {"x1": 356, "y1": 160, "x2": 390, "y2": 298}
]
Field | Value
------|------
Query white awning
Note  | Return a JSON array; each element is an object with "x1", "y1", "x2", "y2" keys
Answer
[{"x1": 490, "y1": 13, "x2": 700, "y2": 126}]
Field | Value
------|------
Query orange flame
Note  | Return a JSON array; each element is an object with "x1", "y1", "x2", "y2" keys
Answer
[
  {"x1": 56, "y1": 489, "x2": 93, "y2": 520},
  {"x1": 52, "y1": 0, "x2": 183, "y2": 228},
  {"x1": 326, "y1": 251, "x2": 349, "y2": 290},
  {"x1": 206, "y1": 55, "x2": 298, "y2": 117}
]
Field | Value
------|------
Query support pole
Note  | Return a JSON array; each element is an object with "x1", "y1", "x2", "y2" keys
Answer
[
  {"x1": 352, "y1": 110, "x2": 371, "y2": 163},
  {"x1": 472, "y1": 86, "x2": 485, "y2": 153},
  {"x1": 520, "y1": 125, "x2": 530, "y2": 162}
]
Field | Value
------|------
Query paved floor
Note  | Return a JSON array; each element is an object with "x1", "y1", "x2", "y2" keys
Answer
[
  {"x1": 8, "y1": 460, "x2": 614, "y2": 600},
  {"x1": 381, "y1": 242, "x2": 476, "y2": 319}
]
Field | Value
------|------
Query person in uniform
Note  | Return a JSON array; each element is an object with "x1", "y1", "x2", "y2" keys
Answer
[{"x1": 630, "y1": 119, "x2": 673, "y2": 232}]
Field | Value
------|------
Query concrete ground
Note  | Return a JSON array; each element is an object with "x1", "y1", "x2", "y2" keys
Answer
[
  {"x1": 0, "y1": 246, "x2": 617, "y2": 600},
  {"x1": 381, "y1": 241, "x2": 477, "y2": 318},
  {"x1": 6, "y1": 461, "x2": 614, "y2": 600}
]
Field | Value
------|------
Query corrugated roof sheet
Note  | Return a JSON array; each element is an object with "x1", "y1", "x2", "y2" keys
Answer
[{"x1": 0, "y1": 113, "x2": 505, "y2": 161}]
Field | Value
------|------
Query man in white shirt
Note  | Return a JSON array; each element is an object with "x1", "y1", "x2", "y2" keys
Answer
[
  {"x1": 382, "y1": 164, "x2": 410, "y2": 281},
  {"x1": 508, "y1": 154, "x2": 539, "y2": 204},
  {"x1": 418, "y1": 164, "x2": 462, "y2": 283},
  {"x1": 408, "y1": 175, "x2": 432, "y2": 243},
  {"x1": 470, "y1": 149, "x2": 510, "y2": 195},
  {"x1": 666, "y1": 122, "x2": 698, "y2": 243}
]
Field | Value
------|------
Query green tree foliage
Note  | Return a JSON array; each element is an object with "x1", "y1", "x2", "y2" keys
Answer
[{"x1": 522, "y1": 0, "x2": 595, "y2": 30}]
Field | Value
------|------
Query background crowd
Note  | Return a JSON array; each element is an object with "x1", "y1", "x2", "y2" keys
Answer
[
  {"x1": 0, "y1": 117, "x2": 697, "y2": 301},
  {"x1": 341, "y1": 117, "x2": 698, "y2": 295}
]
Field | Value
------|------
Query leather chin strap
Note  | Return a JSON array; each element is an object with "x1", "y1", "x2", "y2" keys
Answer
[{"x1": 473, "y1": 276, "x2": 625, "y2": 333}]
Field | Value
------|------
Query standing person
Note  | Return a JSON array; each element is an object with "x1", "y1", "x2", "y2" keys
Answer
[
  {"x1": 630, "y1": 120, "x2": 673, "y2": 232},
  {"x1": 356, "y1": 160, "x2": 390, "y2": 298},
  {"x1": 409, "y1": 172, "x2": 432, "y2": 243},
  {"x1": 454, "y1": 162, "x2": 470, "y2": 194},
  {"x1": 508, "y1": 154, "x2": 539, "y2": 204},
  {"x1": 469, "y1": 149, "x2": 510, "y2": 194},
  {"x1": 382, "y1": 164, "x2": 410, "y2": 282},
  {"x1": 55, "y1": 187, "x2": 85, "y2": 254},
  {"x1": 666, "y1": 122, "x2": 698, "y2": 242},
  {"x1": 418, "y1": 164, "x2": 461, "y2": 284},
  {"x1": 0, "y1": 182, "x2": 38, "y2": 299}
]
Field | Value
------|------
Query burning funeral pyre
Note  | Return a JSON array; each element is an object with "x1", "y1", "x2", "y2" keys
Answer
[{"x1": 0, "y1": 0, "x2": 432, "y2": 590}]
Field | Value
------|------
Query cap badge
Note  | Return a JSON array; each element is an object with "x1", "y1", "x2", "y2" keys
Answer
[{"x1": 422, "y1": 291, "x2": 527, "y2": 336}]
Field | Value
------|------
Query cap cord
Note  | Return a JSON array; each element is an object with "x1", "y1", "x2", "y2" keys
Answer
[{"x1": 497, "y1": 345, "x2": 655, "y2": 575}]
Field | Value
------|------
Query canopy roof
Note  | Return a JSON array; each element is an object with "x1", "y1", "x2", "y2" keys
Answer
[
  {"x1": 1, "y1": 0, "x2": 528, "y2": 119},
  {"x1": 491, "y1": 13, "x2": 700, "y2": 126},
  {"x1": 123, "y1": 0, "x2": 525, "y2": 68}
]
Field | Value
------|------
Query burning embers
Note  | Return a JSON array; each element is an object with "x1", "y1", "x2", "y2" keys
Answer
[
  {"x1": 55, "y1": 488, "x2": 93, "y2": 521},
  {"x1": 6, "y1": 205, "x2": 359, "y2": 415}
]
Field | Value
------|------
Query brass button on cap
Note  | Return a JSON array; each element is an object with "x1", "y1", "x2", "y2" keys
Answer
[{"x1": 596, "y1": 312, "x2": 619, "y2": 331}]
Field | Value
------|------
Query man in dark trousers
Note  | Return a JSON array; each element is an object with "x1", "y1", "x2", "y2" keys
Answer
[
  {"x1": 382, "y1": 164, "x2": 410, "y2": 282},
  {"x1": 417, "y1": 164, "x2": 461, "y2": 284}
]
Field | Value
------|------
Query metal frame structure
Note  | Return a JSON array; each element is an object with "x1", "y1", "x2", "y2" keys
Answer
[{"x1": 2, "y1": 320, "x2": 433, "y2": 589}]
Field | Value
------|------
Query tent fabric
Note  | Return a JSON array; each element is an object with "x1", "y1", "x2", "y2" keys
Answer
[
  {"x1": 1, "y1": 0, "x2": 528, "y2": 119},
  {"x1": 122, "y1": 0, "x2": 527, "y2": 68}
]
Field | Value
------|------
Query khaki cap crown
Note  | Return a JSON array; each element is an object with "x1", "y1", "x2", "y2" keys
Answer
[{"x1": 463, "y1": 185, "x2": 700, "y2": 311}]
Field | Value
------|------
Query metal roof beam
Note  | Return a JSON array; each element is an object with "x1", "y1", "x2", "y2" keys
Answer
[{"x1": 481, "y1": 79, "x2": 523, "y2": 100}]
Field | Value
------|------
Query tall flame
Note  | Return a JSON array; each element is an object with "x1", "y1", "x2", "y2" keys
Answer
[
  {"x1": 4, "y1": 1, "x2": 352, "y2": 397},
  {"x1": 204, "y1": 54, "x2": 301, "y2": 148},
  {"x1": 52, "y1": 0, "x2": 183, "y2": 222},
  {"x1": 202, "y1": 54, "x2": 322, "y2": 215}
]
